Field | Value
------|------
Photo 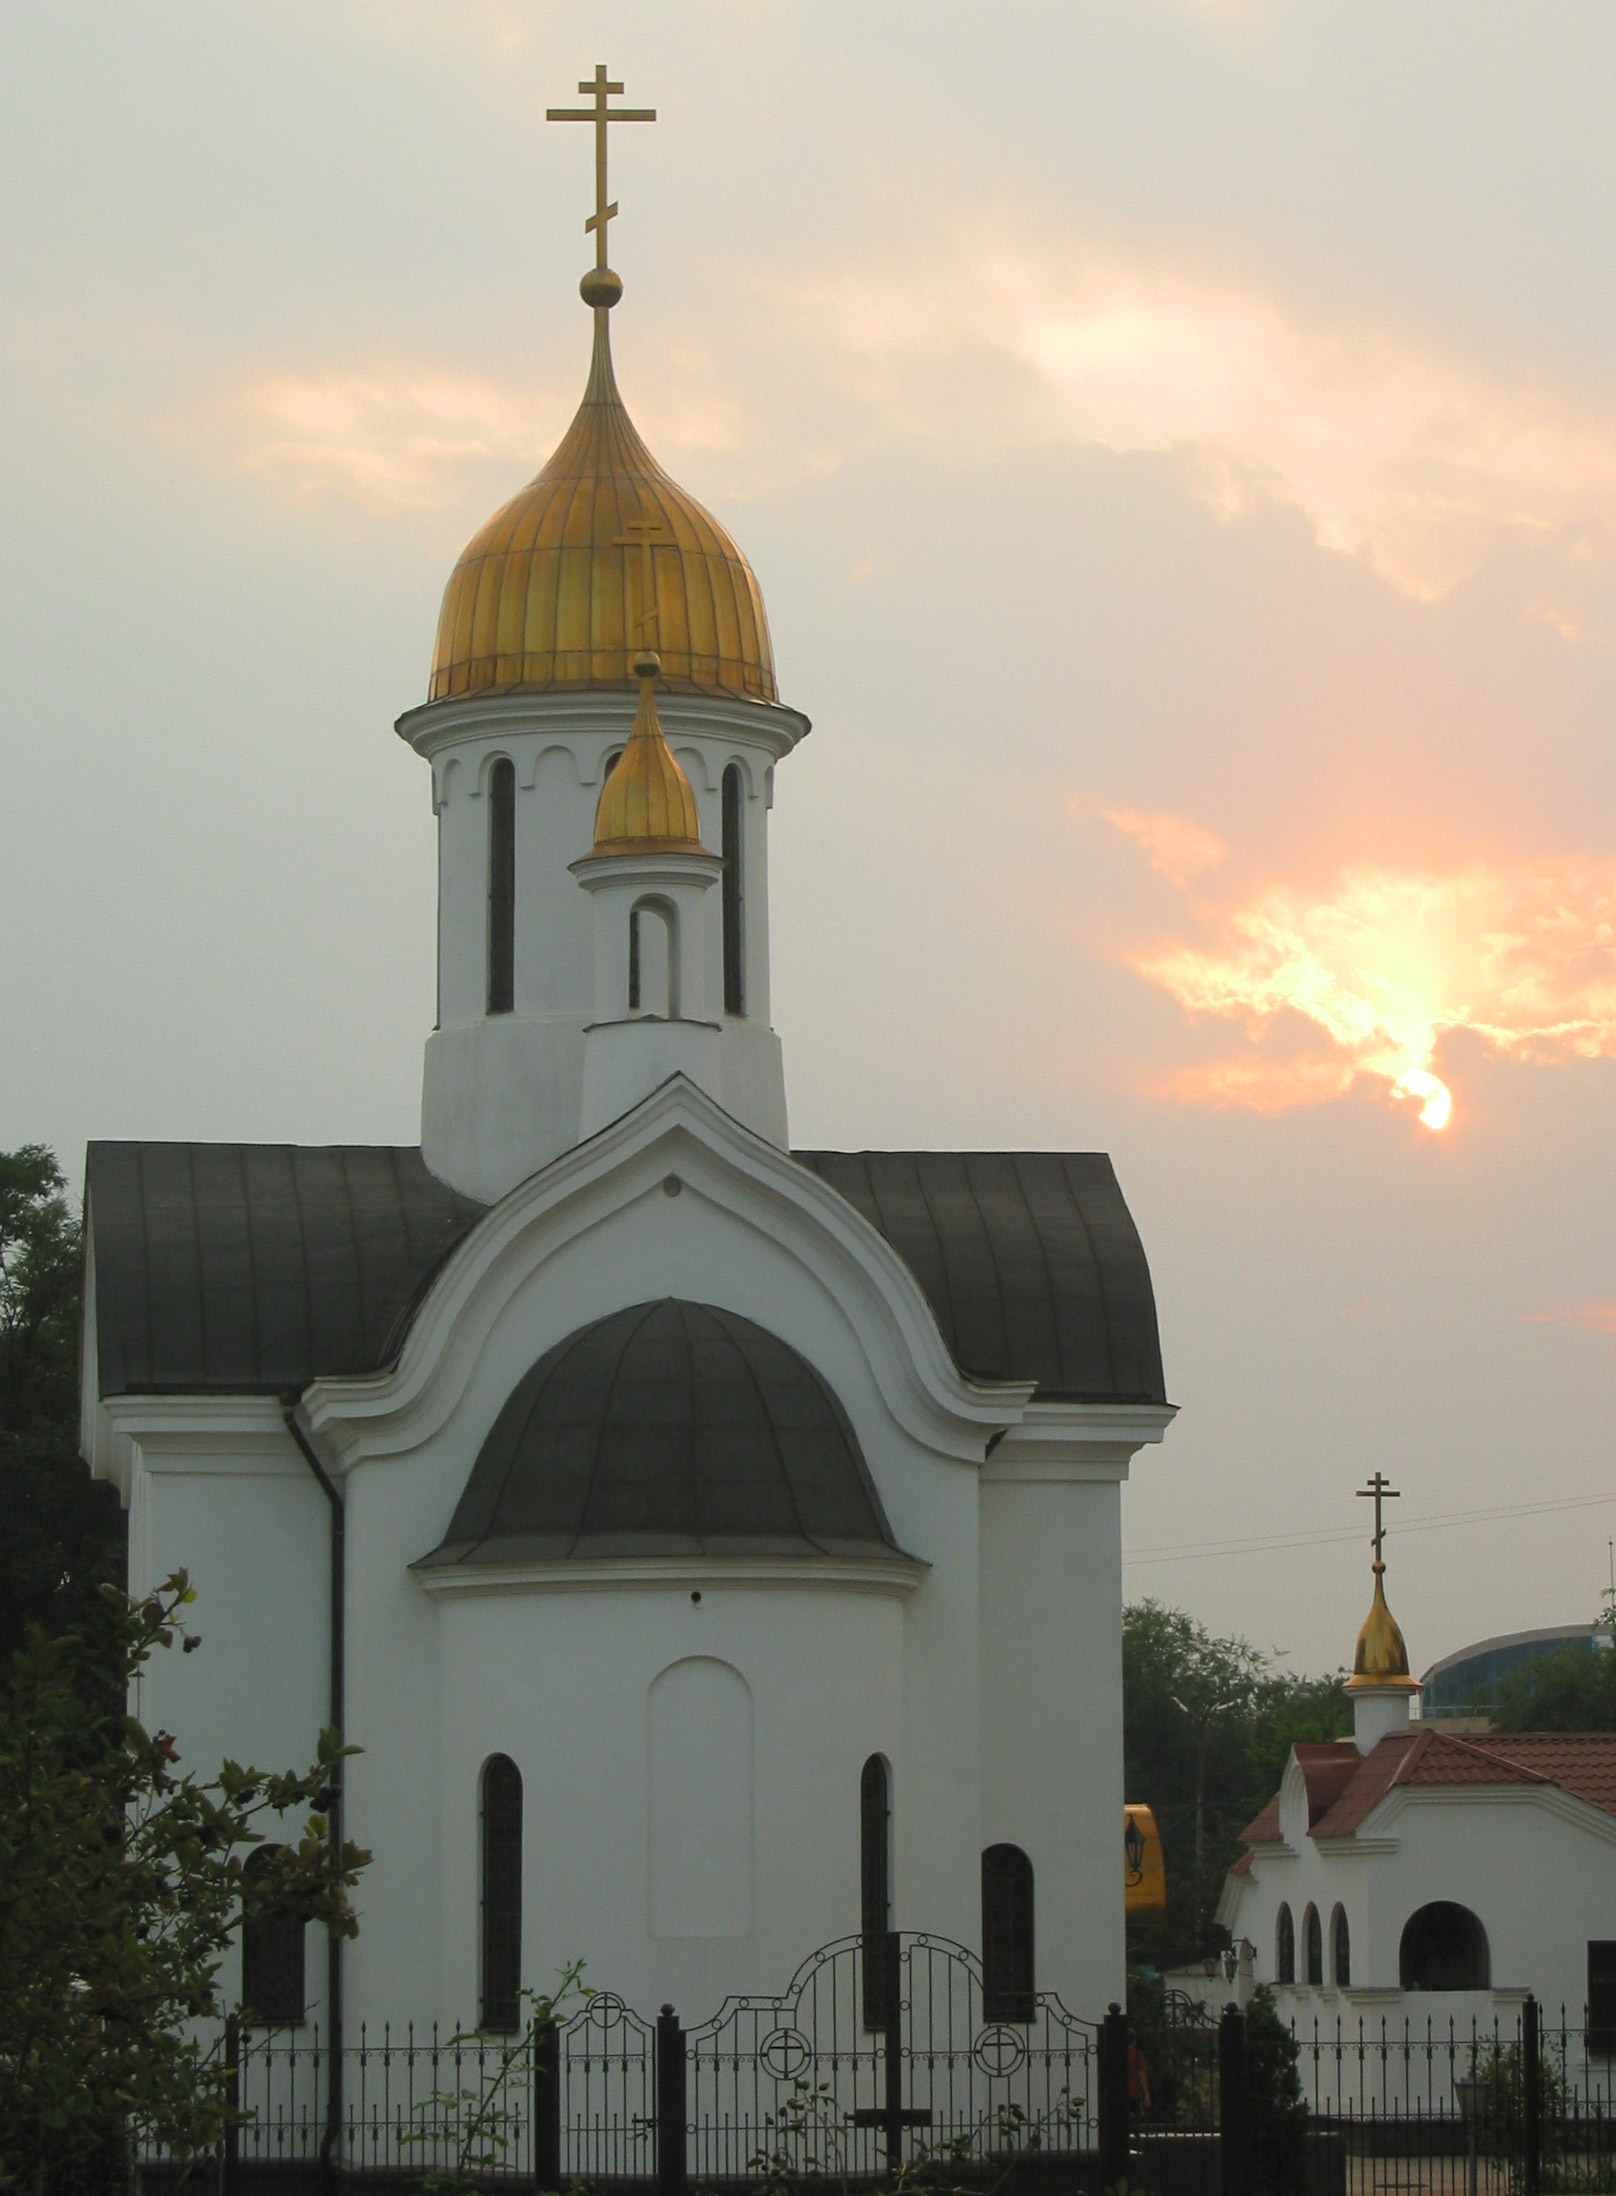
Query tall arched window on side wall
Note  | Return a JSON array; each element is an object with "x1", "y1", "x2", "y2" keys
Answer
[
  {"x1": 487, "y1": 758, "x2": 516, "y2": 1016},
  {"x1": 1304, "y1": 1903, "x2": 1323, "y2": 1985},
  {"x1": 861, "y1": 1756, "x2": 892, "y2": 2029},
  {"x1": 721, "y1": 763, "x2": 745, "y2": 1016},
  {"x1": 242, "y1": 1846, "x2": 306, "y2": 2026},
  {"x1": 1276, "y1": 1903, "x2": 1295, "y2": 1984},
  {"x1": 981, "y1": 1844, "x2": 1035, "y2": 2022},
  {"x1": 1332, "y1": 1905, "x2": 1351, "y2": 1987},
  {"x1": 480, "y1": 1754, "x2": 523, "y2": 2032}
]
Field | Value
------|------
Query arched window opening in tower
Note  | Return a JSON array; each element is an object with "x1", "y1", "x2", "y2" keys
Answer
[
  {"x1": 1399, "y1": 1902, "x2": 1489, "y2": 1991},
  {"x1": 1276, "y1": 1903, "x2": 1295, "y2": 1984},
  {"x1": 630, "y1": 899, "x2": 676, "y2": 1018},
  {"x1": 242, "y1": 1846, "x2": 306, "y2": 2027},
  {"x1": 981, "y1": 1843, "x2": 1035, "y2": 2022},
  {"x1": 1304, "y1": 1903, "x2": 1323, "y2": 1985},
  {"x1": 487, "y1": 758, "x2": 516, "y2": 1016},
  {"x1": 480, "y1": 1754, "x2": 523, "y2": 2032},
  {"x1": 722, "y1": 763, "x2": 745, "y2": 1016},
  {"x1": 861, "y1": 1755, "x2": 892, "y2": 2030}
]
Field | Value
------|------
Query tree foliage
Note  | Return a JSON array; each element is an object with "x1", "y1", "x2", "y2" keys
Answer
[
  {"x1": 1490, "y1": 1640, "x2": 1616, "y2": 1732},
  {"x1": 0, "y1": 1146, "x2": 124, "y2": 1661},
  {"x1": 1123, "y1": 1600, "x2": 1350, "y2": 1964},
  {"x1": 0, "y1": 1573, "x2": 370, "y2": 2191}
]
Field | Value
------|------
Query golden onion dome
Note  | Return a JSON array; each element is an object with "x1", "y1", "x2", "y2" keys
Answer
[
  {"x1": 592, "y1": 664, "x2": 706, "y2": 855},
  {"x1": 429, "y1": 308, "x2": 776, "y2": 705},
  {"x1": 1346, "y1": 1571, "x2": 1418, "y2": 1693}
]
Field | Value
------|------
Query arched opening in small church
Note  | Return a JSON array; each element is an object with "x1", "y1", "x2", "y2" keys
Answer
[
  {"x1": 480, "y1": 1753, "x2": 523, "y2": 2032},
  {"x1": 1400, "y1": 1902, "x2": 1490, "y2": 1991},
  {"x1": 861, "y1": 1754, "x2": 892, "y2": 2029},
  {"x1": 486, "y1": 757, "x2": 516, "y2": 1016},
  {"x1": 629, "y1": 897, "x2": 677, "y2": 1018},
  {"x1": 1276, "y1": 1903, "x2": 1295, "y2": 1984},
  {"x1": 241, "y1": 1845, "x2": 306, "y2": 2027},
  {"x1": 722, "y1": 762, "x2": 745, "y2": 1016},
  {"x1": 1332, "y1": 1903, "x2": 1351, "y2": 1987},
  {"x1": 1304, "y1": 1902, "x2": 1323, "y2": 1985},
  {"x1": 981, "y1": 1843, "x2": 1035, "y2": 2022}
]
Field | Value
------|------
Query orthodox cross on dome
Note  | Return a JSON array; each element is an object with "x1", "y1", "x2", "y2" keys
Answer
[
  {"x1": 1357, "y1": 1471, "x2": 1401, "y2": 1577},
  {"x1": 615, "y1": 512, "x2": 667, "y2": 663},
  {"x1": 547, "y1": 65, "x2": 656, "y2": 286}
]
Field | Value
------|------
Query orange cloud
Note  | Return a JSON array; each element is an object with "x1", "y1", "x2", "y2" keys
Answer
[
  {"x1": 1524, "y1": 1300, "x2": 1616, "y2": 1337},
  {"x1": 777, "y1": 225, "x2": 1616, "y2": 605},
  {"x1": 228, "y1": 371, "x2": 554, "y2": 512},
  {"x1": 1097, "y1": 805, "x2": 1227, "y2": 890},
  {"x1": 1103, "y1": 832, "x2": 1616, "y2": 1128}
]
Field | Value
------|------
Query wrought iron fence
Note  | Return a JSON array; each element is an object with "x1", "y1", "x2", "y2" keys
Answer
[
  {"x1": 135, "y1": 1953, "x2": 1616, "y2": 2193},
  {"x1": 1131, "y1": 1991, "x2": 1616, "y2": 2196},
  {"x1": 685, "y1": 1931, "x2": 1097, "y2": 2181},
  {"x1": 138, "y1": 1931, "x2": 1096, "y2": 2189}
]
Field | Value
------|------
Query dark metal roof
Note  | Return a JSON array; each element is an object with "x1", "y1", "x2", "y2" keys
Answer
[
  {"x1": 792, "y1": 1151, "x2": 1166, "y2": 1405},
  {"x1": 418, "y1": 1298, "x2": 901, "y2": 1567},
  {"x1": 84, "y1": 1142, "x2": 485, "y2": 1396},
  {"x1": 84, "y1": 1142, "x2": 1164, "y2": 1408}
]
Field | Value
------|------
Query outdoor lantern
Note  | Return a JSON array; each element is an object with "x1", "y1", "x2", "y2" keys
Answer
[{"x1": 1125, "y1": 1814, "x2": 1146, "y2": 1880}]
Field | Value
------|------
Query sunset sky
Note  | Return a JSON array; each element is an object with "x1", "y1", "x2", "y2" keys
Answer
[{"x1": 5, "y1": 1, "x2": 1616, "y2": 1671}]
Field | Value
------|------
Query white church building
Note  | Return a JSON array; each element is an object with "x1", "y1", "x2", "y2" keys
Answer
[
  {"x1": 1218, "y1": 1505, "x2": 1616, "y2": 2051},
  {"x1": 78, "y1": 85, "x2": 1172, "y2": 2046}
]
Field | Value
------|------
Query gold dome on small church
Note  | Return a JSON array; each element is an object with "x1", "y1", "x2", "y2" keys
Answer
[
  {"x1": 1346, "y1": 1473, "x2": 1419, "y2": 1694},
  {"x1": 428, "y1": 309, "x2": 776, "y2": 706},
  {"x1": 1347, "y1": 1575, "x2": 1418, "y2": 1692},
  {"x1": 592, "y1": 662, "x2": 706, "y2": 855}
]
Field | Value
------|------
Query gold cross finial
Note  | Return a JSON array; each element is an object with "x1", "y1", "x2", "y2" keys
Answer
[
  {"x1": 547, "y1": 64, "x2": 656, "y2": 295},
  {"x1": 1356, "y1": 1472, "x2": 1401, "y2": 1577},
  {"x1": 614, "y1": 512, "x2": 666, "y2": 667}
]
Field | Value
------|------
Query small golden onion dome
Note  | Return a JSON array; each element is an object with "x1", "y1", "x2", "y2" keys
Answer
[
  {"x1": 1346, "y1": 1573, "x2": 1418, "y2": 1693},
  {"x1": 429, "y1": 309, "x2": 776, "y2": 705},
  {"x1": 592, "y1": 670, "x2": 706, "y2": 855}
]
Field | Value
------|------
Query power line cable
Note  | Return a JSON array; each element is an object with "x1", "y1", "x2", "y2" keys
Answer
[{"x1": 1122, "y1": 1487, "x2": 1616, "y2": 1568}]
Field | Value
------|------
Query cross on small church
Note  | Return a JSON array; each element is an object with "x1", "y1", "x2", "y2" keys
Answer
[
  {"x1": 614, "y1": 514, "x2": 666, "y2": 656},
  {"x1": 1357, "y1": 1471, "x2": 1401, "y2": 1576},
  {"x1": 547, "y1": 64, "x2": 656, "y2": 273}
]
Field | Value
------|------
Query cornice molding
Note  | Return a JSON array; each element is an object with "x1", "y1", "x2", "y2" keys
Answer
[{"x1": 413, "y1": 1551, "x2": 927, "y2": 1601}]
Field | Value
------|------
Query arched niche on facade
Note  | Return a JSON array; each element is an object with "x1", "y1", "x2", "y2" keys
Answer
[{"x1": 648, "y1": 1657, "x2": 753, "y2": 1940}]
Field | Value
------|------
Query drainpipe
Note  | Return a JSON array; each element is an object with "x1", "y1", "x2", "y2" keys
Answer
[{"x1": 283, "y1": 1403, "x2": 345, "y2": 2183}]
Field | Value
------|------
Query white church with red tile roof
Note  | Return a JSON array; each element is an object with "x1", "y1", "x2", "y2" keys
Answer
[{"x1": 1219, "y1": 1488, "x2": 1616, "y2": 2034}]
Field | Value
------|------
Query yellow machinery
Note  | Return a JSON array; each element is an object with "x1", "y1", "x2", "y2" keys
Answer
[{"x1": 1124, "y1": 1803, "x2": 1166, "y2": 1914}]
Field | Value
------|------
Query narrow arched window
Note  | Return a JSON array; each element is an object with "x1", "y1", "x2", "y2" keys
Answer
[
  {"x1": 981, "y1": 1844, "x2": 1034, "y2": 2022},
  {"x1": 1304, "y1": 1903, "x2": 1323, "y2": 1985},
  {"x1": 1276, "y1": 1903, "x2": 1295, "y2": 1984},
  {"x1": 242, "y1": 1845, "x2": 306, "y2": 2026},
  {"x1": 629, "y1": 909, "x2": 642, "y2": 1011},
  {"x1": 480, "y1": 1754, "x2": 522, "y2": 2032},
  {"x1": 487, "y1": 759, "x2": 515, "y2": 1016},
  {"x1": 721, "y1": 763, "x2": 744, "y2": 1016},
  {"x1": 1332, "y1": 1905, "x2": 1351, "y2": 1988},
  {"x1": 861, "y1": 1756, "x2": 891, "y2": 2029}
]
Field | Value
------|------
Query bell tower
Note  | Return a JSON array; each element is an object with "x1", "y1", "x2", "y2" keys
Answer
[
  {"x1": 398, "y1": 65, "x2": 805, "y2": 1203},
  {"x1": 1346, "y1": 1473, "x2": 1420, "y2": 1753}
]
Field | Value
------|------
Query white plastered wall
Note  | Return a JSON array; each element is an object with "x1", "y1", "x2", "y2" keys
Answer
[
  {"x1": 318, "y1": 1107, "x2": 993, "y2": 2026},
  {"x1": 108, "y1": 1404, "x2": 332, "y2": 2021},
  {"x1": 979, "y1": 1434, "x2": 1132, "y2": 2017}
]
